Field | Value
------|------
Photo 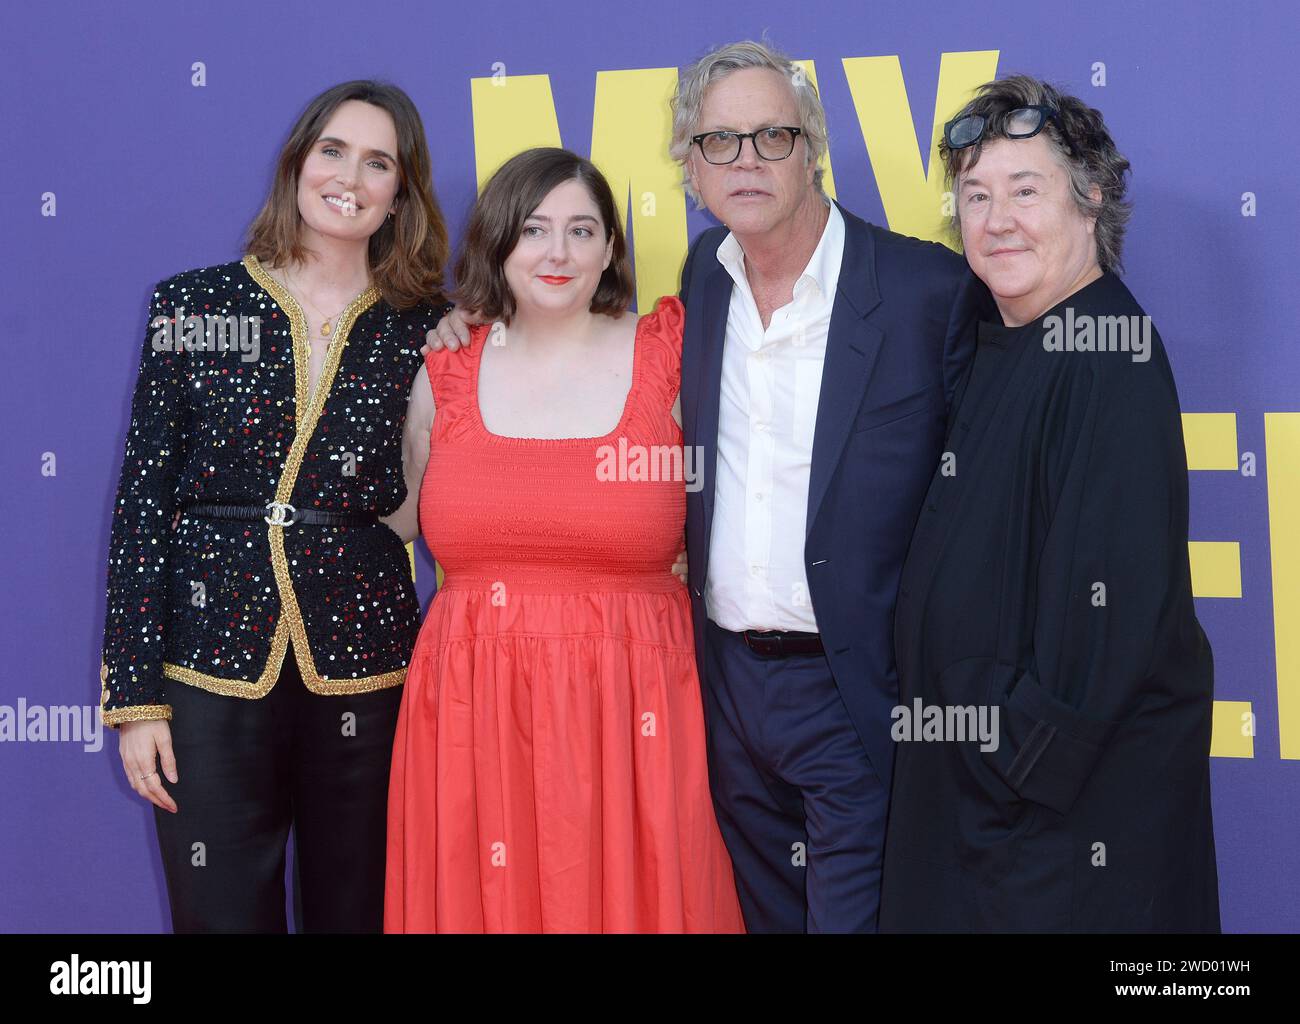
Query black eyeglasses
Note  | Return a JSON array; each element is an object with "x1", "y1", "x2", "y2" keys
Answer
[
  {"x1": 691, "y1": 126, "x2": 804, "y2": 165},
  {"x1": 944, "y1": 105, "x2": 1077, "y2": 157}
]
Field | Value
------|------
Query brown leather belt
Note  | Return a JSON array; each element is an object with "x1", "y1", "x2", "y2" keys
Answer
[{"x1": 739, "y1": 629, "x2": 824, "y2": 658}]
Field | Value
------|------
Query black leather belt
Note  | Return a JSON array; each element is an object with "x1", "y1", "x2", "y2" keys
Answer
[
  {"x1": 184, "y1": 502, "x2": 379, "y2": 528},
  {"x1": 740, "y1": 629, "x2": 824, "y2": 657}
]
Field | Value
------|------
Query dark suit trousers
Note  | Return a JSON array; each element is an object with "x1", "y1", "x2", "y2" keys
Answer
[
  {"x1": 701, "y1": 619, "x2": 887, "y2": 933},
  {"x1": 152, "y1": 642, "x2": 402, "y2": 933}
]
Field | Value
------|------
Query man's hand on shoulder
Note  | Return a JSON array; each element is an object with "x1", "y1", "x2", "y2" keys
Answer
[{"x1": 423, "y1": 305, "x2": 485, "y2": 355}]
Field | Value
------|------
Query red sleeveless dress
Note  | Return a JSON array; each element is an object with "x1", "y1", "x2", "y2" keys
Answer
[{"x1": 384, "y1": 296, "x2": 744, "y2": 933}]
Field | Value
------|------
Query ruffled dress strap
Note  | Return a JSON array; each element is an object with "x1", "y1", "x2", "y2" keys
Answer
[
  {"x1": 425, "y1": 324, "x2": 491, "y2": 445},
  {"x1": 624, "y1": 295, "x2": 684, "y2": 440}
]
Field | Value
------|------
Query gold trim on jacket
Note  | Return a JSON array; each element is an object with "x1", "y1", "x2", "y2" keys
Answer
[
  {"x1": 160, "y1": 255, "x2": 406, "y2": 701},
  {"x1": 101, "y1": 660, "x2": 175, "y2": 727}
]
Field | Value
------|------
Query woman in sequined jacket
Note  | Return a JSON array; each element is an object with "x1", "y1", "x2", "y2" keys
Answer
[{"x1": 100, "y1": 80, "x2": 449, "y2": 933}]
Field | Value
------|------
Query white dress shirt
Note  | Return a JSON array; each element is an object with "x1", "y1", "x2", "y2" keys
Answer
[{"x1": 706, "y1": 202, "x2": 845, "y2": 632}]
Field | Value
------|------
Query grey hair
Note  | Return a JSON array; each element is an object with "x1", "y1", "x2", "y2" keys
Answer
[
  {"x1": 670, "y1": 39, "x2": 830, "y2": 208},
  {"x1": 940, "y1": 74, "x2": 1132, "y2": 272}
]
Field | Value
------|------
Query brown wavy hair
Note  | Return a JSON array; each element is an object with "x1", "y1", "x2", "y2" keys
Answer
[
  {"x1": 939, "y1": 75, "x2": 1132, "y2": 273},
  {"x1": 452, "y1": 147, "x2": 633, "y2": 323},
  {"x1": 245, "y1": 80, "x2": 449, "y2": 309}
]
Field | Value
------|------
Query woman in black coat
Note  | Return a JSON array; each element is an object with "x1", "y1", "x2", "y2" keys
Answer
[{"x1": 879, "y1": 76, "x2": 1219, "y2": 932}]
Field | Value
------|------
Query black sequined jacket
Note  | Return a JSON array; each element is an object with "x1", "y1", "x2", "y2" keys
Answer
[{"x1": 99, "y1": 256, "x2": 441, "y2": 727}]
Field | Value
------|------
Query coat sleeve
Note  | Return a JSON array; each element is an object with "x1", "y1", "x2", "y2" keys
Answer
[
  {"x1": 940, "y1": 267, "x2": 989, "y2": 415},
  {"x1": 99, "y1": 280, "x2": 189, "y2": 728},
  {"x1": 981, "y1": 347, "x2": 1195, "y2": 814}
]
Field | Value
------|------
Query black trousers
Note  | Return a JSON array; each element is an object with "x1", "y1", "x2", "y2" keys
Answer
[{"x1": 153, "y1": 643, "x2": 403, "y2": 933}]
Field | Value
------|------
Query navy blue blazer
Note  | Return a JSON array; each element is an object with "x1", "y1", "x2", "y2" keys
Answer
[{"x1": 679, "y1": 200, "x2": 990, "y2": 788}]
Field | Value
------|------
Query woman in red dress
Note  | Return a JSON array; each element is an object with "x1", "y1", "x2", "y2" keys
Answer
[{"x1": 382, "y1": 148, "x2": 744, "y2": 932}]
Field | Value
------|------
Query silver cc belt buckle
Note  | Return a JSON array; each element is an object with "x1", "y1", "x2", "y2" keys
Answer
[{"x1": 264, "y1": 501, "x2": 298, "y2": 527}]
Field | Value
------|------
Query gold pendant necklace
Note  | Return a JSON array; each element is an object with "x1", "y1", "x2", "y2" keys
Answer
[{"x1": 279, "y1": 267, "x2": 348, "y2": 339}]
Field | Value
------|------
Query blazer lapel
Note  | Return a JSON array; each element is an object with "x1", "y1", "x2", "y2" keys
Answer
[
  {"x1": 806, "y1": 204, "x2": 884, "y2": 532},
  {"x1": 695, "y1": 262, "x2": 732, "y2": 562}
]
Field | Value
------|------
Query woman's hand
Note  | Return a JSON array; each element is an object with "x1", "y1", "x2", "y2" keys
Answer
[
  {"x1": 422, "y1": 306, "x2": 484, "y2": 355},
  {"x1": 118, "y1": 719, "x2": 179, "y2": 813},
  {"x1": 671, "y1": 548, "x2": 688, "y2": 585}
]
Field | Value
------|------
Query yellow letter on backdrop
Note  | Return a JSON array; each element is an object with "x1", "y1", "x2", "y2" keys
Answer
[{"x1": 842, "y1": 51, "x2": 999, "y2": 246}]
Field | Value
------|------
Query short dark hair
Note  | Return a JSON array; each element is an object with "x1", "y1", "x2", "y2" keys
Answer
[
  {"x1": 940, "y1": 75, "x2": 1132, "y2": 273},
  {"x1": 452, "y1": 148, "x2": 634, "y2": 322},
  {"x1": 245, "y1": 79, "x2": 450, "y2": 310}
]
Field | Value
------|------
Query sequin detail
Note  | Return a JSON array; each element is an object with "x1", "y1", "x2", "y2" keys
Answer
[{"x1": 99, "y1": 257, "x2": 441, "y2": 727}]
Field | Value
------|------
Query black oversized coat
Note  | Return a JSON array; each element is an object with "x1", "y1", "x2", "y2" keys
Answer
[{"x1": 879, "y1": 271, "x2": 1220, "y2": 932}]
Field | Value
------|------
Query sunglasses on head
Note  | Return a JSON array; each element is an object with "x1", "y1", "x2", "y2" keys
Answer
[{"x1": 944, "y1": 105, "x2": 1078, "y2": 158}]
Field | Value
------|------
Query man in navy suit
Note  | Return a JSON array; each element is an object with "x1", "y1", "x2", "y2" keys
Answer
[{"x1": 671, "y1": 40, "x2": 987, "y2": 932}]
